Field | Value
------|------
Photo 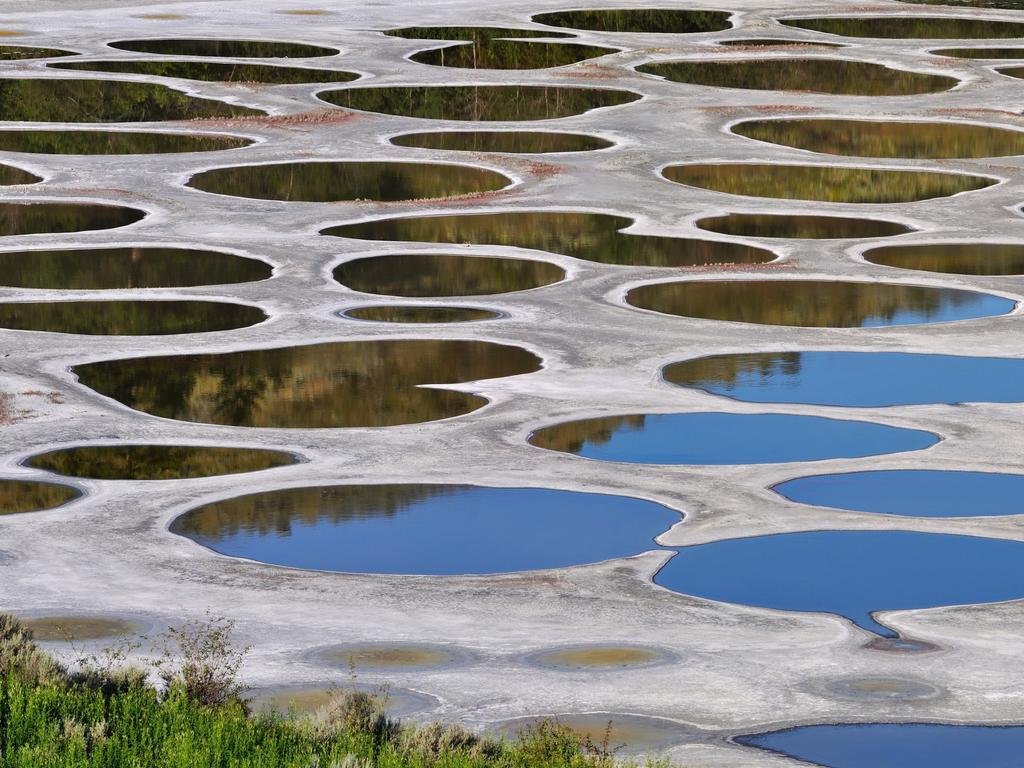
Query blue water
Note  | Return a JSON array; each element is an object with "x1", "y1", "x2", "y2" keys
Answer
[
  {"x1": 776, "y1": 470, "x2": 1024, "y2": 517},
  {"x1": 740, "y1": 723, "x2": 1024, "y2": 768},
  {"x1": 666, "y1": 351, "x2": 1024, "y2": 406},
  {"x1": 655, "y1": 531, "x2": 1024, "y2": 635},
  {"x1": 530, "y1": 413, "x2": 937, "y2": 464},
  {"x1": 172, "y1": 485, "x2": 681, "y2": 575}
]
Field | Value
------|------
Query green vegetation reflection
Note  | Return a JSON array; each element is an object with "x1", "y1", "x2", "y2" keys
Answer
[
  {"x1": 626, "y1": 280, "x2": 1013, "y2": 327},
  {"x1": 734, "y1": 119, "x2": 1024, "y2": 159},
  {"x1": 532, "y1": 9, "x2": 732, "y2": 34},
  {"x1": 665, "y1": 164, "x2": 995, "y2": 203},
  {"x1": 933, "y1": 47, "x2": 1024, "y2": 58},
  {"x1": 189, "y1": 161, "x2": 510, "y2": 202},
  {"x1": 0, "y1": 301, "x2": 266, "y2": 335},
  {"x1": 901, "y1": 0, "x2": 1024, "y2": 7},
  {"x1": 0, "y1": 203, "x2": 145, "y2": 236},
  {"x1": 27, "y1": 445, "x2": 296, "y2": 480},
  {"x1": 108, "y1": 39, "x2": 339, "y2": 57},
  {"x1": 0, "y1": 130, "x2": 250, "y2": 155},
  {"x1": 325, "y1": 212, "x2": 774, "y2": 267},
  {"x1": 343, "y1": 305, "x2": 499, "y2": 323},
  {"x1": 334, "y1": 253, "x2": 564, "y2": 296},
  {"x1": 997, "y1": 65, "x2": 1024, "y2": 81},
  {"x1": 0, "y1": 247, "x2": 271, "y2": 289},
  {"x1": 782, "y1": 16, "x2": 1024, "y2": 39},
  {"x1": 411, "y1": 40, "x2": 616, "y2": 69},
  {"x1": 391, "y1": 131, "x2": 612, "y2": 153},
  {"x1": 51, "y1": 60, "x2": 358, "y2": 84},
  {"x1": 865, "y1": 243, "x2": 1024, "y2": 275},
  {"x1": 0, "y1": 79, "x2": 262, "y2": 122},
  {"x1": 718, "y1": 38, "x2": 842, "y2": 48},
  {"x1": 385, "y1": 27, "x2": 573, "y2": 40},
  {"x1": 319, "y1": 85, "x2": 640, "y2": 121},
  {"x1": 0, "y1": 46, "x2": 74, "y2": 59},
  {"x1": 73, "y1": 339, "x2": 542, "y2": 428},
  {"x1": 697, "y1": 214, "x2": 912, "y2": 239},
  {"x1": 636, "y1": 59, "x2": 956, "y2": 96},
  {"x1": 0, "y1": 480, "x2": 78, "y2": 515},
  {"x1": 0, "y1": 164, "x2": 39, "y2": 186}
]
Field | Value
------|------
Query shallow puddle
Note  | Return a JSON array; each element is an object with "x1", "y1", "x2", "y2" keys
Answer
[
  {"x1": 391, "y1": 131, "x2": 612, "y2": 153},
  {"x1": 656, "y1": 531, "x2": 1024, "y2": 635},
  {"x1": 73, "y1": 339, "x2": 541, "y2": 428},
  {"x1": 24, "y1": 616, "x2": 140, "y2": 642},
  {"x1": 717, "y1": 38, "x2": 843, "y2": 48},
  {"x1": 864, "y1": 242, "x2": 1024, "y2": 275},
  {"x1": 664, "y1": 351, "x2": 1024, "y2": 406},
  {"x1": 734, "y1": 118, "x2": 1024, "y2": 159},
  {"x1": 526, "y1": 645, "x2": 672, "y2": 670},
  {"x1": 815, "y1": 676, "x2": 942, "y2": 701},
  {"x1": 636, "y1": 59, "x2": 956, "y2": 96},
  {"x1": 334, "y1": 253, "x2": 564, "y2": 297},
  {"x1": 411, "y1": 40, "x2": 616, "y2": 69},
  {"x1": 52, "y1": 60, "x2": 359, "y2": 84},
  {"x1": 782, "y1": 16, "x2": 1024, "y2": 39},
  {"x1": 0, "y1": 78, "x2": 262, "y2": 121},
  {"x1": 189, "y1": 161, "x2": 511, "y2": 202},
  {"x1": 0, "y1": 247, "x2": 271, "y2": 289},
  {"x1": 0, "y1": 479, "x2": 79, "y2": 515},
  {"x1": 108, "y1": 38, "x2": 339, "y2": 57},
  {"x1": 0, "y1": 203, "x2": 145, "y2": 236},
  {"x1": 663, "y1": 164, "x2": 995, "y2": 203},
  {"x1": 627, "y1": 280, "x2": 1012, "y2": 327},
  {"x1": 171, "y1": 485, "x2": 679, "y2": 574},
  {"x1": 342, "y1": 305, "x2": 499, "y2": 323},
  {"x1": 0, "y1": 45, "x2": 74, "y2": 59},
  {"x1": 0, "y1": 300, "x2": 265, "y2": 336},
  {"x1": 0, "y1": 130, "x2": 251, "y2": 154},
  {"x1": 250, "y1": 685, "x2": 436, "y2": 718},
  {"x1": 27, "y1": 445, "x2": 296, "y2": 480},
  {"x1": 318, "y1": 643, "x2": 464, "y2": 670},
  {"x1": 501, "y1": 714, "x2": 694, "y2": 755},
  {"x1": 933, "y1": 46, "x2": 1024, "y2": 58},
  {"x1": 326, "y1": 212, "x2": 774, "y2": 268},
  {"x1": 740, "y1": 723, "x2": 1024, "y2": 768},
  {"x1": 319, "y1": 85, "x2": 640, "y2": 121},
  {"x1": 776, "y1": 470, "x2": 1024, "y2": 518},
  {"x1": 530, "y1": 413, "x2": 936, "y2": 464},
  {"x1": 997, "y1": 64, "x2": 1024, "y2": 80},
  {"x1": 696, "y1": 214, "x2": 912, "y2": 240},
  {"x1": 532, "y1": 9, "x2": 733, "y2": 34}
]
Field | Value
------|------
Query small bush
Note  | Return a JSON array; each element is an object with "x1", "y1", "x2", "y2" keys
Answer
[
  {"x1": 0, "y1": 613, "x2": 65, "y2": 685},
  {"x1": 151, "y1": 612, "x2": 250, "y2": 708},
  {"x1": 399, "y1": 720, "x2": 502, "y2": 760}
]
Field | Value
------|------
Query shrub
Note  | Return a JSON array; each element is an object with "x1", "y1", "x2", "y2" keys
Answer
[
  {"x1": 0, "y1": 613, "x2": 65, "y2": 685},
  {"x1": 151, "y1": 612, "x2": 250, "y2": 708}
]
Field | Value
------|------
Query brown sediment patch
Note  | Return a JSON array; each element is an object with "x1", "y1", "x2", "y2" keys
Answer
[
  {"x1": 501, "y1": 713, "x2": 693, "y2": 754},
  {"x1": 24, "y1": 616, "x2": 140, "y2": 642},
  {"x1": 812, "y1": 675, "x2": 944, "y2": 702},
  {"x1": 188, "y1": 109, "x2": 361, "y2": 130},
  {"x1": 279, "y1": 9, "x2": 330, "y2": 15},
  {"x1": 135, "y1": 14, "x2": 187, "y2": 20},
  {"x1": 324, "y1": 645, "x2": 452, "y2": 670},
  {"x1": 533, "y1": 646, "x2": 666, "y2": 669},
  {"x1": 249, "y1": 684, "x2": 438, "y2": 718},
  {"x1": 0, "y1": 30, "x2": 22, "y2": 36}
]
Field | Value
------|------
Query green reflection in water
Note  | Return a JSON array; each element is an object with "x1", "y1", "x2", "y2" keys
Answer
[
  {"x1": 325, "y1": 212, "x2": 774, "y2": 267},
  {"x1": 334, "y1": 253, "x2": 564, "y2": 297},
  {"x1": 0, "y1": 247, "x2": 271, "y2": 289},
  {"x1": 319, "y1": 85, "x2": 640, "y2": 121},
  {"x1": 0, "y1": 203, "x2": 145, "y2": 236},
  {"x1": 627, "y1": 280, "x2": 1007, "y2": 327},
  {"x1": 0, "y1": 78, "x2": 262, "y2": 121},
  {"x1": 532, "y1": 9, "x2": 732, "y2": 33},
  {"x1": 665, "y1": 164, "x2": 995, "y2": 203},
  {"x1": 411, "y1": 40, "x2": 616, "y2": 69},
  {"x1": 782, "y1": 16, "x2": 1024, "y2": 39},
  {"x1": 718, "y1": 38, "x2": 842, "y2": 47},
  {"x1": 900, "y1": 0, "x2": 1024, "y2": 6},
  {"x1": 343, "y1": 305, "x2": 499, "y2": 323},
  {"x1": 189, "y1": 161, "x2": 510, "y2": 202},
  {"x1": 0, "y1": 130, "x2": 250, "y2": 154},
  {"x1": 385, "y1": 27, "x2": 573, "y2": 40},
  {"x1": 997, "y1": 65, "x2": 1024, "y2": 80},
  {"x1": 0, "y1": 480, "x2": 79, "y2": 515},
  {"x1": 391, "y1": 131, "x2": 612, "y2": 153},
  {"x1": 735, "y1": 119, "x2": 1024, "y2": 159},
  {"x1": 636, "y1": 59, "x2": 956, "y2": 95},
  {"x1": 0, "y1": 301, "x2": 266, "y2": 335},
  {"x1": 530, "y1": 414, "x2": 645, "y2": 454},
  {"x1": 933, "y1": 47, "x2": 1024, "y2": 57},
  {"x1": 663, "y1": 352, "x2": 801, "y2": 391},
  {"x1": 865, "y1": 243, "x2": 1024, "y2": 275},
  {"x1": 697, "y1": 214, "x2": 912, "y2": 239},
  {"x1": 51, "y1": 60, "x2": 359, "y2": 84},
  {"x1": 0, "y1": 46, "x2": 75, "y2": 59},
  {"x1": 73, "y1": 339, "x2": 542, "y2": 428},
  {"x1": 28, "y1": 445, "x2": 296, "y2": 480},
  {"x1": 108, "y1": 39, "x2": 339, "y2": 57}
]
